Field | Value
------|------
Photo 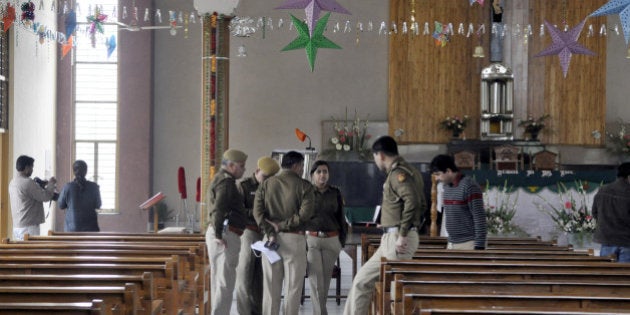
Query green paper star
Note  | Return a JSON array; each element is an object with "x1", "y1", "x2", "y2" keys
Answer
[{"x1": 282, "y1": 12, "x2": 341, "y2": 71}]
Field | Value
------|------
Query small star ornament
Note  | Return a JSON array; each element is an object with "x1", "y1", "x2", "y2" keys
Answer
[
  {"x1": 589, "y1": 0, "x2": 630, "y2": 44},
  {"x1": 469, "y1": 0, "x2": 485, "y2": 6},
  {"x1": 275, "y1": 0, "x2": 350, "y2": 35},
  {"x1": 282, "y1": 12, "x2": 341, "y2": 71},
  {"x1": 534, "y1": 19, "x2": 596, "y2": 78}
]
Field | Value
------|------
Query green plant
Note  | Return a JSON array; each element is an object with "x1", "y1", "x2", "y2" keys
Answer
[
  {"x1": 535, "y1": 181, "x2": 597, "y2": 233},
  {"x1": 483, "y1": 180, "x2": 524, "y2": 235},
  {"x1": 606, "y1": 120, "x2": 630, "y2": 156},
  {"x1": 518, "y1": 114, "x2": 550, "y2": 133}
]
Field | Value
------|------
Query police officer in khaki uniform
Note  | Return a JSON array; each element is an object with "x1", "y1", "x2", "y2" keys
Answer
[
  {"x1": 343, "y1": 136, "x2": 426, "y2": 315},
  {"x1": 235, "y1": 156, "x2": 280, "y2": 315},
  {"x1": 253, "y1": 151, "x2": 315, "y2": 315},
  {"x1": 206, "y1": 149, "x2": 248, "y2": 315},
  {"x1": 305, "y1": 160, "x2": 348, "y2": 315}
]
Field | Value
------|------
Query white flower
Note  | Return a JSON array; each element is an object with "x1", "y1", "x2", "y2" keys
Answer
[
  {"x1": 343, "y1": 144, "x2": 351, "y2": 151},
  {"x1": 335, "y1": 144, "x2": 342, "y2": 150},
  {"x1": 331, "y1": 137, "x2": 339, "y2": 144}
]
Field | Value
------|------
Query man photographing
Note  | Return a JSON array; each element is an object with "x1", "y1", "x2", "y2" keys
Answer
[{"x1": 9, "y1": 155, "x2": 57, "y2": 240}]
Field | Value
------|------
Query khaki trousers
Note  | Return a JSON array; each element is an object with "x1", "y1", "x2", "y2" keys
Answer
[
  {"x1": 343, "y1": 230, "x2": 419, "y2": 315},
  {"x1": 235, "y1": 228, "x2": 264, "y2": 315},
  {"x1": 262, "y1": 232, "x2": 307, "y2": 315},
  {"x1": 306, "y1": 235, "x2": 342, "y2": 315},
  {"x1": 206, "y1": 226, "x2": 241, "y2": 315}
]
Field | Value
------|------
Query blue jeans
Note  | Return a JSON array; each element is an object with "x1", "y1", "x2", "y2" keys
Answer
[{"x1": 600, "y1": 245, "x2": 630, "y2": 262}]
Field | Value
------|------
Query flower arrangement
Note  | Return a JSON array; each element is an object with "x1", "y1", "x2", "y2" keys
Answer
[
  {"x1": 328, "y1": 108, "x2": 372, "y2": 160},
  {"x1": 605, "y1": 120, "x2": 630, "y2": 156},
  {"x1": 483, "y1": 180, "x2": 526, "y2": 236},
  {"x1": 535, "y1": 181, "x2": 597, "y2": 234},
  {"x1": 439, "y1": 115, "x2": 469, "y2": 134},
  {"x1": 519, "y1": 114, "x2": 550, "y2": 133}
]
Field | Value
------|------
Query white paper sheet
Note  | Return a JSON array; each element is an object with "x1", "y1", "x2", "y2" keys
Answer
[{"x1": 251, "y1": 240, "x2": 281, "y2": 264}]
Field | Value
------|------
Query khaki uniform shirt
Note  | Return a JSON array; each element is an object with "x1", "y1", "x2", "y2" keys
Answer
[
  {"x1": 237, "y1": 175, "x2": 259, "y2": 227},
  {"x1": 253, "y1": 169, "x2": 315, "y2": 237},
  {"x1": 207, "y1": 169, "x2": 245, "y2": 239},
  {"x1": 380, "y1": 157, "x2": 426, "y2": 237},
  {"x1": 304, "y1": 185, "x2": 348, "y2": 244}
]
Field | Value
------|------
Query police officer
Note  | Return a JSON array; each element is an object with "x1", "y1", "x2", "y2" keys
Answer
[
  {"x1": 253, "y1": 151, "x2": 315, "y2": 315},
  {"x1": 235, "y1": 156, "x2": 280, "y2": 315},
  {"x1": 206, "y1": 149, "x2": 248, "y2": 315},
  {"x1": 343, "y1": 136, "x2": 426, "y2": 315}
]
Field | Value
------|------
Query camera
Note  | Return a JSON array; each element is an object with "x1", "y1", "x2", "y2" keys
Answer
[{"x1": 34, "y1": 177, "x2": 59, "y2": 201}]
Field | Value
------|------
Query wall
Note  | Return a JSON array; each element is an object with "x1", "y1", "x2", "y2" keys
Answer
[{"x1": 8, "y1": 18, "x2": 58, "y2": 234}]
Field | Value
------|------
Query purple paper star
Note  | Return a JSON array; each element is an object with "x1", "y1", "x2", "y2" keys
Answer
[
  {"x1": 275, "y1": 0, "x2": 350, "y2": 35},
  {"x1": 534, "y1": 19, "x2": 596, "y2": 78},
  {"x1": 589, "y1": 0, "x2": 630, "y2": 44}
]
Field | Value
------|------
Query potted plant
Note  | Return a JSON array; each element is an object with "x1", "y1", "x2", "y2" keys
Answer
[
  {"x1": 440, "y1": 115, "x2": 469, "y2": 138},
  {"x1": 519, "y1": 114, "x2": 550, "y2": 141}
]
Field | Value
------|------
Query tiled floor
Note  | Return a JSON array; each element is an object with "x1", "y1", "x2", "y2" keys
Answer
[{"x1": 229, "y1": 248, "x2": 357, "y2": 314}]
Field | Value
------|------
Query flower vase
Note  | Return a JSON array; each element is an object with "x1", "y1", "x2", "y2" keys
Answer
[
  {"x1": 451, "y1": 130, "x2": 461, "y2": 139},
  {"x1": 567, "y1": 232, "x2": 596, "y2": 250},
  {"x1": 335, "y1": 150, "x2": 360, "y2": 161},
  {"x1": 529, "y1": 130, "x2": 539, "y2": 141}
]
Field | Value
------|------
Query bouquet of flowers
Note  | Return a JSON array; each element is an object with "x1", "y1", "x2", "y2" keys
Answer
[
  {"x1": 606, "y1": 120, "x2": 630, "y2": 156},
  {"x1": 518, "y1": 114, "x2": 550, "y2": 133},
  {"x1": 483, "y1": 180, "x2": 525, "y2": 236},
  {"x1": 535, "y1": 181, "x2": 596, "y2": 234},
  {"x1": 329, "y1": 108, "x2": 372, "y2": 159},
  {"x1": 439, "y1": 115, "x2": 469, "y2": 133}
]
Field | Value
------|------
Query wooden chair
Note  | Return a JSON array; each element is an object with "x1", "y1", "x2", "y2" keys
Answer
[
  {"x1": 453, "y1": 150, "x2": 478, "y2": 170},
  {"x1": 491, "y1": 145, "x2": 523, "y2": 170},
  {"x1": 531, "y1": 149, "x2": 559, "y2": 171}
]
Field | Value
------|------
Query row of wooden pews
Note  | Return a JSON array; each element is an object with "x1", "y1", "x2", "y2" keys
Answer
[
  {"x1": 0, "y1": 231, "x2": 209, "y2": 315},
  {"x1": 363, "y1": 234, "x2": 630, "y2": 315}
]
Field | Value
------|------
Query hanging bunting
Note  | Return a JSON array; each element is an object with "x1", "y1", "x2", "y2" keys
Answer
[
  {"x1": 20, "y1": 1, "x2": 35, "y2": 26},
  {"x1": 86, "y1": 5, "x2": 107, "y2": 48},
  {"x1": 106, "y1": 35, "x2": 116, "y2": 58},
  {"x1": 61, "y1": 35, "x2": 73, "y2": 58},
  {"x1": 65, "y1": 9, "x2": 76, "y2": 38},
  {"x1": 589, "y1": 0, "x2": 630, "y2": 44},
  {"x1": 282, "y1": 12, "x2": 341, "y2": 71},
  {"x1": 534, "y1": 19, "x2": 596, "y2": 78},
  {"x1": 275, "y1": 0, "x2": 350, "y2": 36},
  {"x1": 433, "y1": 21, "x2": 450, "y2": 46}
]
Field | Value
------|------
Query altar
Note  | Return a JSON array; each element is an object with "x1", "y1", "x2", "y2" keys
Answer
[{"x1": 328, "y1": 161, "x2": 617, "y2": 241}]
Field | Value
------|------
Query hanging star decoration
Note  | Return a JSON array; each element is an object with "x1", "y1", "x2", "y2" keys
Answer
[
  {"x1": 106, "y1": 35, "x2": 117, "y2": 58},
  {"x1": 534, "y1": 19, "x2": 596, "y2": 78},
  {"x1": 432, "y1": 21, "x2": 450, "y2": 47},
  {"x1": 3, "y1": 3, "x2": 16, "y2": 32},
  {"x1": 20, "y1": 1, "x2": 35, "y2": 27},
  {"x1": 65, "y1": 9, "x2": 77, "y2": 39},
  {"x1": 282, "y1": 12, "x2": 341, "y2": 71},
  {"x1": 61, "y1": 35, "x2": 73, "y2": 58},
  {"x1": 86, "y1": 6, "x2": 107, "y2": 48},
  {"x1": 589, "y1": 0, "x2": 630, "y2": 44},
  {"x1": 470, "y1": 0, "x2": 485, "y2": 6},
  {"x1": 275, "y1": 0, "x2": 350, "y2": 35}
]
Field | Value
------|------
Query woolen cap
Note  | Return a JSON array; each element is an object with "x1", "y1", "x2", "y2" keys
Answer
[
  {"x1": 257, "y1": 157, "x2": 280, "y2": 176},
  {"x1": 223, "y1": 149, "x2": 248, "y2": 163}
]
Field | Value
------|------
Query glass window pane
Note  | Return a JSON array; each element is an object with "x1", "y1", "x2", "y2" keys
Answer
[
  {"x1": 75, "y1": 64, "x2": 117, "y2": 102},
  {"x1": 75, "y1": 102, "x2": 117, "y2": 141},
  {"x1": 97, "y1": 142, "x2": 117, "y2": 210}
]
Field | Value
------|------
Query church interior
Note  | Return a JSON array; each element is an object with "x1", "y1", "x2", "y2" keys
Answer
[{"x1": 0, "y1": 0, "x2": 629, "y2": 313}]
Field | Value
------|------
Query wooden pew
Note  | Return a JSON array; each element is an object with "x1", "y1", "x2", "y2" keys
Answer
[
  {"x1": 0, "y1": 284, "x2": 140, "y2": 315},
  {"x1": 402, "y1": 291, "x2": 630, "y2": 315},
  {"x1": 8, "y1": 235, "x2": 209, "y2": 315},
  {"x1": 416, "y1": 306, "x2": 630, "y2": 315},
  {"x1": 0, "y1": 261, "x2": 183, "y2": 314},
  {"x1": 0, "y1": 299, "x2": 108, "y2": 315},
  {"x1": 392, "y1": 278, "x2": 630, "y2": 314},
  {"x1": 379, "y1": 258, "x2": 630, "y2": 315}
]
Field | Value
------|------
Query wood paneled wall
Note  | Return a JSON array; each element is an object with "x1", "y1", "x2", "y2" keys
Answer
[
  {"x1": 389, "y1": 0, "x2": 489, "y2": 143},
  {"x1": 389, "y1": 0, "x2": 607, "y2": 145},
  {"x1": 528, "y1": 0, "x2": 606, "y2": 145}
]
